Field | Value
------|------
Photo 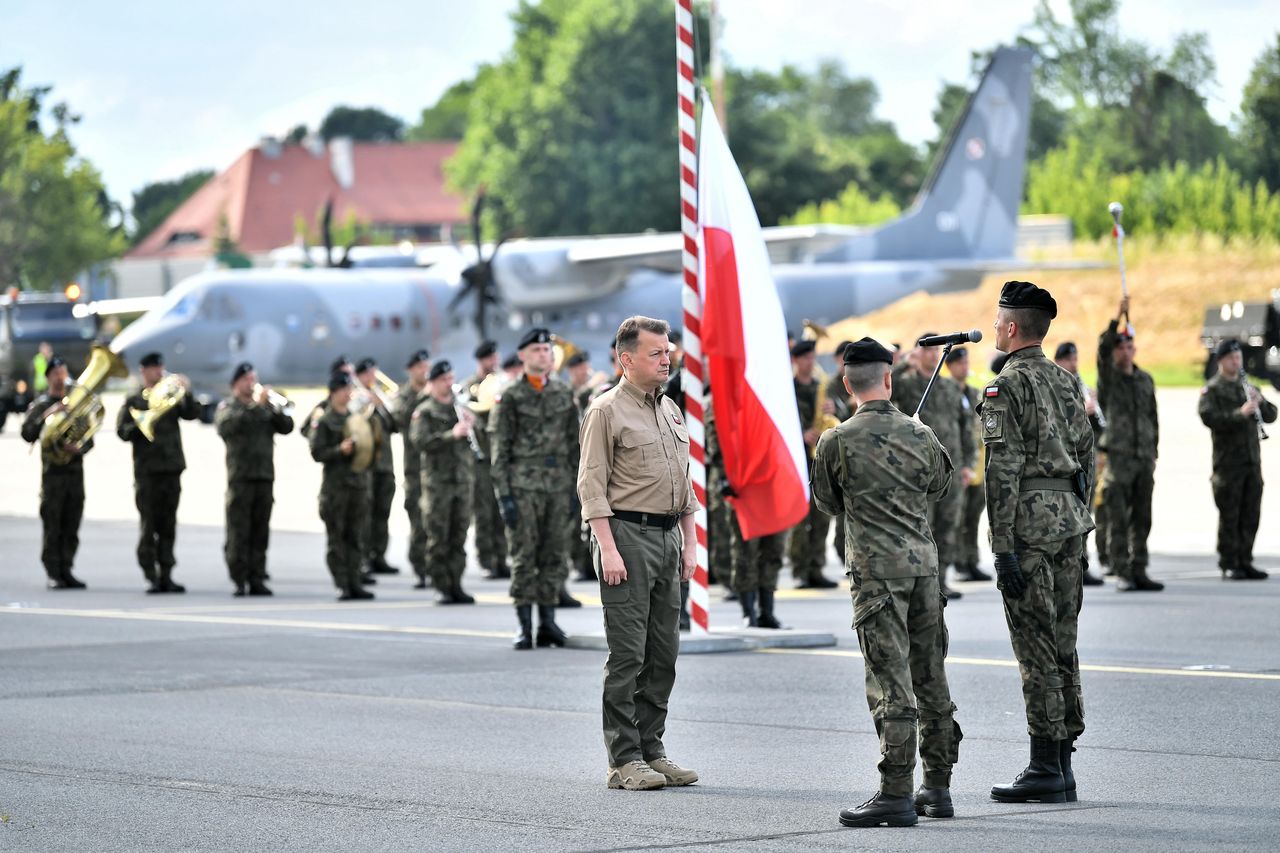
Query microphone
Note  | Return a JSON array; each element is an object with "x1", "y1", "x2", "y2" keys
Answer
[{"x1": 917, "y1": 330, "x2": 983, "y2": 347}]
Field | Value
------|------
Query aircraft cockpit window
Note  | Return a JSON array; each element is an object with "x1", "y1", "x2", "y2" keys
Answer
[
  {"x1": 371, "y1": 315, "x2": 383, "y2": 331},
  {"x1": 165, "y1": 293, "x2": 201, "y2": 320},
  {"x1": 390, "y1": 315, "x2": 402, "y2": 332}
]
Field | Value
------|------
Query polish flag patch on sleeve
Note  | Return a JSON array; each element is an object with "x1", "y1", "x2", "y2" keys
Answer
[{"x1": 985, "y1": 386, "x2": 1000, "y2": 398}]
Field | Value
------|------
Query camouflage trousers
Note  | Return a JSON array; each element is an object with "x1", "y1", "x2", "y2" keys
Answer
[
  {"x1": 957, "y1": 482, "x2": 986, "y2": 568},
  {"x1": 505, "y1": 489, "x2": 569, "y2": 606},
  {"x1": 134, "y1": 473, "x2": 181, "y2": 581},
  {"x1": 1102, "y1": 458, "x2": 1154, "y2": 581},
  {"x1": 404, "y1": 474, "x2": 428, "y2": 579},
  {"x1": 39, "y1": 470, "x2": 84, "y2": 582},
  {"x1": 1001, "y1": 534, "x2": 1086, "y2": 741},
  {"x1": 789, "y1": 495, "x2": 831, "y2": 583},
  {"x1": 707, "y1": 471, "x2": 733, "y2": 586},
  {"x1": 852, "y1": 573, "x2": 961, "y2": 795},
  {"x1": 1211, "y1": 465, "x2": 1264, "y2": 570},
  {"x1": 928, "y1": 476, "x2": 965, "y2": 569},
  {"x1": 567, "y1": 511, "x2": 591, "y2": 577},
  {"x1": 319, "y1": 480, "x2": 368, "y2": 591},
  {"x1": 472, "y1": 462, "x2": 507, "y2": 571},
  {"x1": 224, "y1": 479, "x2": 273, "y2": 586},
  {"x1": 1093, "y1": 454, "x2": 1110, "y2": 567},
  {"x1": 730, "y1": 514, "x2": 784, "y2": 593},
  {"x1": 598, "y1": 516, "x2": 682, "y2": 767},
  {"x1": 423, "y1": 480, "x2": 473, "y2": 592},
  {"x1": 366, "y1": 470, "x2": 396, "y2": 566}
]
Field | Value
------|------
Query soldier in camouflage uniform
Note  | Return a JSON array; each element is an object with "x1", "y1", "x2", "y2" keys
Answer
[
  {"x1": 703, "y1": 393, "x2": 737, "y2": 600},
  {"x1": 214, "y1": 362, "x2": 294, "y2": 596},
  {"x1": 300, "y1": 355, "x2": 353, "y2": 442},
  {"x1": 395, "y1": 349, "x2": 432, "y2": 588},
  {"x1": 979, "y1": 281, "x2": 1094, "y2": 805},
  {"x1": 788, "y1": 340, "x2": 837, "y2": 588},
  {"x1": 116, "y1": 351, "x2": 201, "y2": 593},
  {"x1": 1053, "y1": 343, "x2": 1106, "y2": 586},
  {"x1": 309, "y1": 372, "x2": 374, "y2": 601},
  {"x1": 1096, "y1": 297, "x2": 1162, "y2": 591},
  {"x1": 410, "y1": 360, "x2": 477, "y2": 604},
  {"x1": 490, "y1": 328, "x2": 580, "y2": 649},
  {"x1": 21, "y1": 356, "x2": 91, "y2": 589},
  {"x1": 566, "y1": 351, "x2": 599, "y2": 583},
  {"x1": 944, "y1": 347, "x2": 992, "y2": 582},
  {"x1": 355, "y1": 358, "x2": 399, "y2": 578},
  {"x1": 891, "y1": 335, "x2": 977, "y2": 599},
  {"x1": 812, "y1": 338, "x2": 959, "y2": 828},
  {"x1": 463, "y1": 340, "x2": 509, "y2": 580},
  {"x1": 827, "y1": 341, "x2": 855, "y2": 567},
  {"x1": 1198, "y1": 339, "x2": 1277, "y2": 580}
]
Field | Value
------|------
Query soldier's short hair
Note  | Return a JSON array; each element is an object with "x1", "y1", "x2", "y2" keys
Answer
[
  {"x1": 1002, "y1": 307, "x2": 1052, "y2": 341},
  {"x1": 615, "y1": 316, "x2": 670, "y2": 354},
  {"x1": 844, "y1": 361, "x2": 889, "y2": 394}
]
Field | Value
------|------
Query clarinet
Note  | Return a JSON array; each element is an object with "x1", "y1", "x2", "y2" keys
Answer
[
  {"x1": 1080, "y1": 374, "x2": 1106, "y2": 430},
  {"x1": 1241, "y1": 368, "x2": 1269, "y2": 441}
]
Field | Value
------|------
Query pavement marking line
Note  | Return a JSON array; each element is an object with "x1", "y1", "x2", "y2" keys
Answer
[
  {"x1": 142, "y1": 593, "x2": 606, "y2": 613},
  {"x1": 0, "y1": 606, "x2": 511, "y2": 640},
  {"x1": 756, "y1": 647, "x2": 1280, "y2": 682}
]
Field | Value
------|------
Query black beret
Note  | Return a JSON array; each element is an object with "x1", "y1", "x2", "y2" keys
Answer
[
  {"x1": 354, "y1": 357, "x2": 377, "y2": 374},
  {"x1": 428, "y1": 359, "x2": 453, "y2": 380},
  {"x1": 944, "y1": 346, "x2": 968, "y2": 365},
  {"x1": 998, "y1": 280, "x2": 1057, "y2": 319},
  {"x1": 405, "y1": 348, "x2": 430, "y2": 369},
  {"x1": 1054, "y1": 342, "x2": 1078, "y2": 360},
  {"x1": 501, "y1": 353, "x2": 521, "y2": 371},
  {"x1": 1215, "y1": 338, "x2": 1242, "y2": 359},
  {"x1": 44, "y1": 356, "x2": 66, "y2": 376},
  {"x1": 139, "y1": 352, "x2": 164, "y2": 368},
  {"x1": 518, "y1": 327, "x2": 552, "y2": 350},
  {"x1": 790, "y1": 340, "x2": 816, "y2": 357},
  {"x1": 474, "y1": 339, "x2": 497, "y2": 360},
  {"x1": 565, "y1": 352, "x2": 589, "y2": 368},
  {"x1": 328, "y1": 371, "x2": 353, "y2": 392},
  {"x1": 329, "y1": 354, "x2": 351, "y2": 374},
  {"x1": 834, "y1": 340, "x2": 854, "y2": 359},
  {"x1": 230, "y1": 361, "x2": 254, "y2": 384},
  {"x1": 842, "y1": 337, "x2": 893, "y2": 365}
]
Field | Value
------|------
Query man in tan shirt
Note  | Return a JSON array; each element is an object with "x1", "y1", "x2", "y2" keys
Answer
[{"x1": 578, "y1": 315, "x2": 700, "y2": 792}]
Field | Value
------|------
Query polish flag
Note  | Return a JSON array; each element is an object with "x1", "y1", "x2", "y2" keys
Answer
[{"x1": 697, "y1": 94, "x2": 810, "y2": 539}]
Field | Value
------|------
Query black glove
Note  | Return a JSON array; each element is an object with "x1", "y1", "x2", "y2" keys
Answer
[
  {"x1": 498, "y1": 496, "x2": 519, "y2": 528},
  {"x1": 993, "y1": 552, "x2": 1027, "y2": 599}
]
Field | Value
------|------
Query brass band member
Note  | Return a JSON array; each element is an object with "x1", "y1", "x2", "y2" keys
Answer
[
  {"x1": 462, "y1": 340, "x2": 509, "y2": 580},
  {"x1": 309, "y1": 372, "x2": 374, "y2": 601},
  {"x1": 354, "y1": 357, "x2": 399, "y2": 579},
  {"x1": 116, "y1": 351, "x2": 200, "y2": 594},
  {"x1": 395, "y1": 349, "x2": 432, "y2": 588}
]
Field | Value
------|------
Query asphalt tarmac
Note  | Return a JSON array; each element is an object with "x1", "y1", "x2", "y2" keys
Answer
[{"x1": 1, "y1": 388, "x2": 1277, "y2": 851}]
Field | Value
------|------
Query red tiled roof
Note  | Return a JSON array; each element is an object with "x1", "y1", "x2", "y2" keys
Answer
[{"x1": 127, "y1": 141, "x2": 466, "y2": 259}]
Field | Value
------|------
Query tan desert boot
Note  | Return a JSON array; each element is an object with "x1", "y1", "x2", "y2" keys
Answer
[
  {"x1": 606, "y1": 760, "x2": 666, "y2": 790},
  {"x1": 648, "y1": 757, "x2": 698, "y2": 786}
]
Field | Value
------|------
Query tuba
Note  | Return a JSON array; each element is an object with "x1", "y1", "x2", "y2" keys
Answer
[
  {"x1": 41, "y1": 344, "x2": 129, "y2": 464},
  {"x1": 131, "y1": 374, "x2": 188, "y2": 442}
]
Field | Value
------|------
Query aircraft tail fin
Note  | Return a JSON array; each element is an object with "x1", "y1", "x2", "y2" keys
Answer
[{"x1": 840, "y1": 46, "x2": 1035, "y2": 262}]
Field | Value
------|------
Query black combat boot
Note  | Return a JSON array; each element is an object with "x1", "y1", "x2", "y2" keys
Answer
[
  {"x1": 158, "y1": 567, "x2": 185, "y2": 594},
  {"x1": 535, "y1": 604, "x2": 568, "y2": 648},
  {"x1": 513, "y1": 605, "x2": 534, "y2": 650},
  {"x1": 757, "y1": 588, "x2": 785, "y2": 629},
  {"x1": 370, "y1": 559, "x2": 400, "y2": 575},
  {"x1": 1082, "y1": 570, "x2": 1105, "y2": 586},
  {"x1": 451, "y1": 579, "x2": 475, "y2": 605},
  {"x1": 558, "y1": 584, "x2": 583, "y2": 608},
  {"x1": 990, "y1": 735, "x2": 1067, "y2": 803},
  {"x1": 739, "y1": 590, "x2": 759, "y2": 627},
  {"x1": 1132, "y1": 566, "x2": 1164, "y2": 591},
  {"x1": 360, "y1": 571, "x2": 378, "y2": 586},
  {"x1": 1060, "y1": 738, "x2": 1078, "y2": 802},
  {"x1": 233, "y1": 582, "x2": 247, "y2": 597},
  {"x1": 248, "y1": 580, "x2": 273, "y2": 596},
  {"x1": 838, "y1": 792, "x2": 918, "y2": 827},
  {"x1": 48, "y1": 576, "x2": 71, "y2": 590},
  {"x1": 494, "y1": 560, "x2": 511, "y2": 580},
  {"x1": 913, "y1": 785, "x2": 954, "y2": 818},
  {"x1": 61, "y1": 570, "x2": 87, "y2": 589},
  {"x1": 1241, "y1": 563, "x2": 1269, "y2": 580},
  {"x1": 413, "y1": 574, "x2": 429, "y2": 590}
]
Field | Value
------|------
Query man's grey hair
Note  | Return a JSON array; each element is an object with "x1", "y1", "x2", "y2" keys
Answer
[
  {"x1": 615, "y1": 316, "x2": 671, "y2": 354},
  {"x1": 844, "y1": 361, "x2": 889, "y2": 394}
]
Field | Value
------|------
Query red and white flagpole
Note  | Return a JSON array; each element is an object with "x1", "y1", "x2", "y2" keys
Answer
[{"x1": 675, "y1": 0, "x2": 709, "y2": 635}]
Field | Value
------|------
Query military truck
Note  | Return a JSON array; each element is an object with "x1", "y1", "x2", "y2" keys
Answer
[
  {"x1": 0, "y1": 291, "x2": 97, "y2": 432},
  {"x1": 1200, "y1": 290, "x2": 1280, "y2": 389}
]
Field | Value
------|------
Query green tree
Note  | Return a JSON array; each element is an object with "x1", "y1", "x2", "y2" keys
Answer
[
  {"x1": 1240, "y1": 34, "x2": 1280, "y2": 191},
  {"x1": 284, "y1": 123, "x2": 308, "y2": 144},
  {"x1": 0, "y1": 68, "x2": 125, "y2": 290},
  {"x1": 781, "y1": 182, "x2": 900, "y2": 227},
  {"x1": 318, "y1": 105, "x2": 404, "y2": 142},
  {"x1": 130, "y1": 169, "x2": 214, "y2": 245},
  {"x1": 407, "y1": 78, "x2": 478, "y2": 141}
]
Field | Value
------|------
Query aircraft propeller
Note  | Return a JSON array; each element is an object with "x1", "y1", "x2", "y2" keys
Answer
[
  {"x1": 320, "y1": 197, "x2": 360, "y2": 269},
  {"x1": 448, "y1": 189, "x2": 507, "y2": 337}
]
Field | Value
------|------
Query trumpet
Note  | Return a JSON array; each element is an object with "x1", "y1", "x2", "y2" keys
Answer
[
  {"x1": 253, "y1": 383, "x2": 294, "y2": 417},
  {"x1": 131, "y1": 373, "x2": 188, "y2": 442},
  {"x1": 1242, "y1": 369, "x2": 1269, "y2": 441},
  {"x1": 452, "y1": 383, "x2": 486, "y2": 461}
]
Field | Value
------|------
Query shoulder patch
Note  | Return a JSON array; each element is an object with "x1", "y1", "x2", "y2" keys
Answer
[
  {"x1": 982, "y1": 410, "x2": 1004, "y2": 444},
  {"x1": 985, "y1": 386, "x2": 1000, "y2": 398}
]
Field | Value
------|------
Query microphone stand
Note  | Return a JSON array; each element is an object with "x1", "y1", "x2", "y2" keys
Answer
[{"x1": 912, "y1": 342, "x2": 956, "y2": 419}]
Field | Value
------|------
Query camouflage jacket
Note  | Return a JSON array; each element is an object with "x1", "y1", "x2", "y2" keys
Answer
[
  {"x1": 827, "y1": 372, "x2": 853, "y2": 422},
  {"x1": 1198, "y1": 372, "x2": 1278, "y2": 470},
  {"x1": 891, "y1": 362, "x2": 977, "y2": 469},
  {"x1": 369, "y1": 401, "x2": 397, "y2": 474},
  {"x1": 573, "y1": 383, "x2": 595, "y2": 419},
  {"x1": 21, "y1": 393, "x2": 94, "y2": 475},
  {"x1": 409, "y1": 395, "x2": 475, "y2": 488},
  {"x1": 214, "y1": 396, "x2": 294, "y2": 482},
  {"x1": 812, "y1": 399, "x2": 953, "y2": 582},
  {"x1": 116, "y1": 384, "x2": 202, "y2": 476},
  {"x1": 1096, "y1": 320, "x2": 1158, "y2": 466},
  {"x1": 489, "y1": 373, "x2": 579, "y2": 497},
  {"x1": 300, "y1": 401, "x2": 327, "y2": 440},
  {"x1": 976, "y1": 346, "x2": 1095, "y2": 554},
  {"x1": 395, "y1": 381, "x2": 428, "y2": 476},
  {"x1": 308, "y1": 407, "x2": 366, "y2": 489}
]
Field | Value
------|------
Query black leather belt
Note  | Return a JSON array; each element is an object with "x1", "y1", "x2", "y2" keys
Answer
[{"x1": 612, "y1": 510, "x2": 680, "y2": 530}]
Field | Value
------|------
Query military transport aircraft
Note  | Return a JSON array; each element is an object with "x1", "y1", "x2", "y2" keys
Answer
[{"x1": 99, "y1": 46, "x2": 1045, "y2": 408}]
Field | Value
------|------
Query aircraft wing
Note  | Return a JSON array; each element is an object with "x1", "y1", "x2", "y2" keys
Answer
[
  {"x1": 938, "y1": 258, "x2": 1108, "y2": 274},
  {"x1": 71, "y1": 297, "x2": 163, "y2": 319},
  {"x1": 564, "y1": 224, "x2": 866, "y2": 271}
]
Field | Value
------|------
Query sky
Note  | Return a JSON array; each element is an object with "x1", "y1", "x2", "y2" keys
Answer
[{"x1": 4, "y1": 0, "x2": 1275, "y2": 212}]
